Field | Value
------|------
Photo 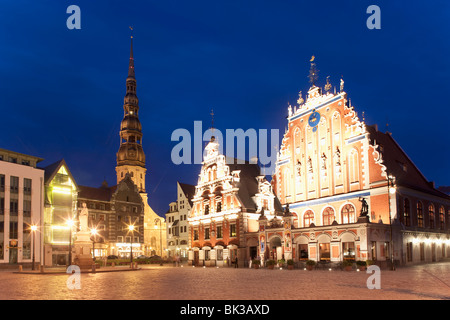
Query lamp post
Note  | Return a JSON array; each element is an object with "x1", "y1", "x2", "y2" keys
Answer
[
  {"x1": 67, "y1": 219, "x2": 74, "y2": 266},
  {"x1": 128, "y1": 225, "x2": 135, "y2": 264},
  {"x1": 387, "y1": 174, "x2": 396, "y2": 271},
  {"x1": 30, "y1": 225, "x2": 37, "y2": 271},
  {"x1": 91, "y1": 228, "x2": 98, "y2": 261},
  {"x1": 155, "y1": 219, "x2": 162, "y2": 257}
]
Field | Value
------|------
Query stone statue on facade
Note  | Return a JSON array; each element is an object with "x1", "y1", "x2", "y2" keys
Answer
[
  {"x1": 79, "y1": 202, "x2": 89, "y2": 232},
  {"x1": 359, "y1": 197, "x2": 369, "y2": 217}
]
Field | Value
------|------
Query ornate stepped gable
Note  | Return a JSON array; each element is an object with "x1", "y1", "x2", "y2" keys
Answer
[
  {"x1": 191, "y1": 137, "x2": 282, "y2": 218},
  {"x1": 272, "y1": 60, "x2": 450, "y2": 229},
  {"x1": 274, "y1": 80, "x2": 370, "y2": 204}
]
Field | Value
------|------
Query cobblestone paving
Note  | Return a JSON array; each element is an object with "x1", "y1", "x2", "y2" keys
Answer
[{"x1": 0, "y1": 262, "x2": 449, "y2": 300}]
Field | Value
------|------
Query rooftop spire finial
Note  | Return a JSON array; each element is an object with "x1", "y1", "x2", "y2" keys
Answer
[
  {"x1": 210, "y1": 108, "x2": 215, "y2": 139},
  {"x1": 308, "y1": 55, "x2": 319, "y2": 87},
  {"x1": 128, "y1": 26, "x2": 135, "y2": 78}
]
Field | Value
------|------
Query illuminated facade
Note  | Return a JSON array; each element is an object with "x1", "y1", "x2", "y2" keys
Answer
[
  {"x1": 77, "y1": 174, "x2": 145, "y2": 259},
  {"x1": 166, "y1": 182, "x2": 194, "y2": 260},
  {"x1": 270, "y1": 64, "x2": 450, "y2": 266},
  {"x1": 116, "y1": 34, "x2": 166, "y2": 257},
  {"x1": 187, "y1": 136, "x2": 284, "y2": 267},
  {"x1": 0, "y1": 149, "x2": 44, "y2": 267},
  {"x1": 43, "y1": 159, "x2": 78, "y2": 266}
]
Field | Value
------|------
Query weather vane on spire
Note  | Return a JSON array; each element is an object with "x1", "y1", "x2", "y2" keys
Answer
[
  {"x1": 210, "y1": 108, "x2": 215, "y2": 135},
  {"x1": 308, "y1": 55, "x2": 319, "y2": 86}
]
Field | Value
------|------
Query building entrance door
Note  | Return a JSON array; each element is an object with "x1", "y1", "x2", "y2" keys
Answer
[
  {"x1": 249, "y1": 246, "x2": 257, "y2": 260},
  {"x1": 9, "y1": 248, "x2": 18, "y2": 264},
  {"x1": 194, "y1": 251, "x2": 199, "y2": 266}
]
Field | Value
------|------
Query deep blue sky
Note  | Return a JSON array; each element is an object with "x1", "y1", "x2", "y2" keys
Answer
[{"x1": 1, "y1": 1, "x2": 449, "y2": 216}]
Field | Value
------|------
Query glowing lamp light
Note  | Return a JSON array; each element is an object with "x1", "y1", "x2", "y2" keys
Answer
[
  {"x1": 30, "y1": 225, "x2": 38, "y2": 232},
  {"x1": 389, "y1": 187, "x2": 396, "y2": 195}
]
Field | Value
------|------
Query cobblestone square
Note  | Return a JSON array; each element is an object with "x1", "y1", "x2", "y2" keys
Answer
[{"x1": 0, "y1": 262, "x2": 449, "y2": 300}]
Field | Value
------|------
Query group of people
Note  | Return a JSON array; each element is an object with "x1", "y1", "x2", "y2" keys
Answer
[{"x1": 172, "y1": 254, "x2": 181, "y2": 267}]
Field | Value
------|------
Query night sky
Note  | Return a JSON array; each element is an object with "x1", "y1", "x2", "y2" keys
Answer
[{"x1": 1, "y1": 1, "x2": 449, "y2": 216}]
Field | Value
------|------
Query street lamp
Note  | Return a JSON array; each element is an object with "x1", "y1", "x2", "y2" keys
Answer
[
  {"x1": 128, "y1": 225, "x2": 135, "y2": 264},
  {"x1": 387, "y1": 174, "x2": 396, "y2": 271},
  {"x1": 67, "y1": 219, "x2": 75, "y2": 266},
  {"x1": 154, "y1": 219, "x2": 162, "y2": 257},
  {"x1": 91, "y1": 228, "x2": 98, "y2": 261},
  {"x1": 30, "y1": 225, "x2": 37, "y2": 271}
]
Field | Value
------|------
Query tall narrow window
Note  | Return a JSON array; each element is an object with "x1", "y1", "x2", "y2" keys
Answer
[
  {"x1": 10, "y1": 176, "x2": 19, "y2": 194},
  {"x1": 10, "y1": 199, "x2": 18, "y2": 216},
  {"x1": 23, "y1": 178, "x2": 32, "y2": 195},
  {"x1": 229, "y1": 224, "x2": 237, "y2": 237},
  {"x1": 216, "y1": 226, "x2": 222, "y2": 238},
  {"x1": 417, "y1": 202, "x2": 423, "y2": 227},
  {"x1": 428, "y1": 204, "x2": 435, "y2": 229},
  {"x1": 439, "y1": 206, "x2": 445, "y2": 230},
  {"x1": 284, "y1": 169, "x2": 291, "y2": 198},
  {"x1": 23, "y1": 200, "x2": 31, "y2": 217},
  {"x1": 404, "y1": 198, "x2": 410, "y2": 227},
  {"x1": 348, "y1": 150, "x2": 359, "y2": 183}
]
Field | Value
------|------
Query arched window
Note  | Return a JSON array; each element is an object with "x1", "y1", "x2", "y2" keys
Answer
[
  {"x1": 417, "y1": 201, "x2": 423, "y2": 227},
  {"x1": 428, "y1": 204, "x2": 435, "y2": 229},
  {"x1": 341, "y1": 204, "x2": 356, "y2": 224},
  {"x1": 303, "y1": 210, "x2": 314, "y2": 228},
  {"x1": 404, "y1": 198, "x2": 410, "y2": 227},
  {"x1": 439, "y1": 206, "x2": 445, "y2": 230},
  {"x1": 322, "y1": 207, "x2": 335, "y2": 226}
]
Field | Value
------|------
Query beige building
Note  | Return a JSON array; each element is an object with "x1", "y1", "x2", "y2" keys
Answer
[
  {"x1": 166, "y1": 182, "x2": 194, "y2": 260},
  {"x1": 0, "y1": 148, "x2": 45, "y2": 267}
]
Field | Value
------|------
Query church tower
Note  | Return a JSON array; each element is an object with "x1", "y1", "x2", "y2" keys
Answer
[
  {"x1": 116, "y1": 32, "x2": 146, "y2": 192},
  {"x1": 115, "y1": 31, "x2": 167, "y2": 257}
]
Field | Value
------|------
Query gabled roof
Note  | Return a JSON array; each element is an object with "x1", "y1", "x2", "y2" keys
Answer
[
  {"x1": 366, "y1": 125, "x2": 450, "y2": 200},
  {"x1": 41, "y1": 159, "x2": 78, "y2": 190},
  {"x1": 178, "y1": 182, "x2": 195, "y2": 207},
  {"x1": 226, "y1": 158, "x2": 284, "y2": 213},
  {"x1": 78, "y1": 184, "x2": 115, "y2": 202}
]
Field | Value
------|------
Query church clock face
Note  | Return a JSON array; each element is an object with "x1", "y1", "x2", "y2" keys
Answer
[{"x1": 308, "y1": 110, "x2": 321, "y2": 132}]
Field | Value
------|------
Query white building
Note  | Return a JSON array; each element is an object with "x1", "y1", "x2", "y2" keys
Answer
[
  {"x1": 166, "y1": 182, "x2": 195, "y2": 260},
  {"x1": 0, "y1": 148, "x2": 44, "y2": 268}
]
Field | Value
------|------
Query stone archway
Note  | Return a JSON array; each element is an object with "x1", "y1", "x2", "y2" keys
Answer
[{"x1": 269, "y1": 236, "x2": 282, "y2": 261}]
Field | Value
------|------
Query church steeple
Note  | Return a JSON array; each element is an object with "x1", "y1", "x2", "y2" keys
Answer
[
  {"x1": 116, "y1": 30, "x2": 146, "y2": 192},
  {"x1": 128, "y1": 27, "x2": 135, "y2": 79}
]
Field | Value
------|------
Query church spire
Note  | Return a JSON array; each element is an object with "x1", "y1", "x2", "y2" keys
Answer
[
  {"x1": 128, "y1": 26, "x2": 135, "y2": 79},
  {"x1": 116, "y1": 29, "x2": 146, "y2": 192}
]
